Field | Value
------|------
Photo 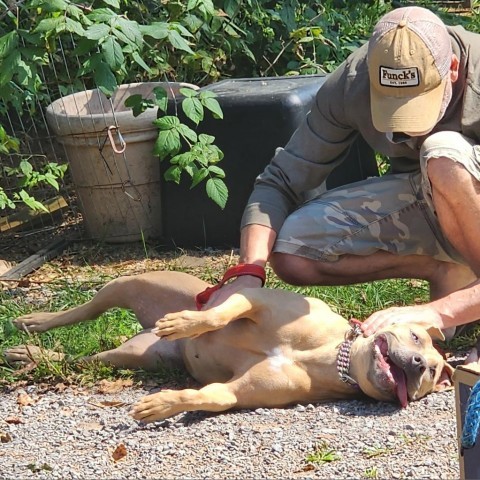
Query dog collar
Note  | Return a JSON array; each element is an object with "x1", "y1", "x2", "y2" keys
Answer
[
  {"x1": 195, "y1": 264, "x2": 266, "y2": 310},
  {"x1": 336, "y1": 319, "x2": 363, "y2": 388}
]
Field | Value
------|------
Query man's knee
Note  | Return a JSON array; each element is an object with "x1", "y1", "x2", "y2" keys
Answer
[
  {"x1": 426, "y1": 156, "x2": 455, "y2": 193},
  {"x1": 270, "y1": 253, "x2": 330, "y2": 285}
]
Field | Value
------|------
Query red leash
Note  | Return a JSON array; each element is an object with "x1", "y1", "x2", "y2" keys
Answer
[{"x1": 195, "y1": 264, "x2": 266, "y2": 310}]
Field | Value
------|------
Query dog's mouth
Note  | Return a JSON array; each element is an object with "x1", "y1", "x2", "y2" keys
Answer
[{"x1": 373, "y1": 334, "x2": 408, "y2": 408}]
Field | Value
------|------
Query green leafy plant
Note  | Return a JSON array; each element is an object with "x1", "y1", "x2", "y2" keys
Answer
[
  {"x1": 0, "y1": 153, "x2": 67, "y2": 212},
  {"x1": 0, "y1": 124, "x2": 67, "y2": 212},
  {"x1": 305, "y1": 441, "x2": 341, "y2": 465},
  {"x1": 126, "y1": 86, "x2": 228, "y2": 209}
]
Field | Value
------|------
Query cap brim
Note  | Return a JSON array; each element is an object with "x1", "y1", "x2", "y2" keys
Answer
[{"x1": 370, "y1": 78, "x2": 446, "y2": 133}]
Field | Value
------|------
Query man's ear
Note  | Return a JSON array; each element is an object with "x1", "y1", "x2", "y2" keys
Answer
[{"x1": 434, "y1": 362, "x2": 454, "y2": 392}]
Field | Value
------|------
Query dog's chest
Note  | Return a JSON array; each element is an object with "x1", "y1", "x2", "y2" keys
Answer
[{"x1": 265, "y1": 347, "x2": 294, "y2": 372}]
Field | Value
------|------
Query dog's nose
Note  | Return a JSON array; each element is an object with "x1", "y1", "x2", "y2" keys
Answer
[{"x1": 411, "y1": 354, "x2": 426, "y2": 374}]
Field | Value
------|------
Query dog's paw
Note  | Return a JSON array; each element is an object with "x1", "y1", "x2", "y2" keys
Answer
[
  {"x1": 152, "y1": 310, "x2": 221, "y2": 340},
  {"x1": 130, "y1": 390, "x2": 183, "y2": 422},
  {"x1": 13, "y1": 312, "x2": 59, "y2": 333}
]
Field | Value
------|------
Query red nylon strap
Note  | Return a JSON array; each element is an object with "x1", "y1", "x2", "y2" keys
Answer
[{"x1": 195, "y1": 264, "x2": 266, "y2": 310}]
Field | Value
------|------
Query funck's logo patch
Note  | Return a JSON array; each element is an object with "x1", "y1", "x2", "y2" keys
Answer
[{"x1": 379, "y1": 66, "x2": 419, "y2": 88}]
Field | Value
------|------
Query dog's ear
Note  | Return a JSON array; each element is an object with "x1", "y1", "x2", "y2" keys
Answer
[
  {"x1": 433, "y1": 362, "x2": 454, "y2": 392},
  {"x1": 425, "y1": 325, "x2": 445, "y2": 342}
]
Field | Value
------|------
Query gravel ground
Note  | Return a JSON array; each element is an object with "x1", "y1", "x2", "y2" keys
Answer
[
  {"x1": 0, "y1": 383, "x2": 459, "y2": 479},
  {"x1": 0, "y1": 246, "x2": 463, "y2": 479}
]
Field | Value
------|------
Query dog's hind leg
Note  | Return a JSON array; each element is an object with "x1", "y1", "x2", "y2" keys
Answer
[
  {"x1": 12, "y1": 277, "x2": 134, "y2": 333},
  {"x1": 5, "y1": 330, "x2": 185, "y2": 372},
  {"x1": 13, "y1": 271, "x2": 209, "y2": 334},
  {"x1": 82, "y1": 330, "x2": 185, "y2": 371}
]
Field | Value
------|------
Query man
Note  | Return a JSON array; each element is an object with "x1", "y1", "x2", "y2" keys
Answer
[{"x1": 203, "y1": 6, "x2": 480, "y2": 343}]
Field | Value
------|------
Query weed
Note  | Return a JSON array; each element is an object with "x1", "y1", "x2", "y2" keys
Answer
[
  {"x1": 363, "y1": 444, "x2": 393, "y2": 458},
  {"x1": 363, "y1": 466, "x2": 379, "y2": 479},
  {"x1": 305, "y1": 440, "x2": 341, "y2": 465}
]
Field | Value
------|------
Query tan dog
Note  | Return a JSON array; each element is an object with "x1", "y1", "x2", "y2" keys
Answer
[{"x1": 5, "y1": 271, "x2": 453, "y2": 423}]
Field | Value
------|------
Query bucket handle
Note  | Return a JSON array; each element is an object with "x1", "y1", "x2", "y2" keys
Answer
[{"x1": 107, "y1": 125, "x2": 126, "y2": 154}]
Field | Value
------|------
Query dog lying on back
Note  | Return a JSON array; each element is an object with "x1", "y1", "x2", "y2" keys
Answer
[{"x1": 5, "y1": 271, "x2": 453, "y2": 422}]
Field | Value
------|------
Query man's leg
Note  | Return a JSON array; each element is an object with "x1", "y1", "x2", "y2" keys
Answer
[
  {"x1": 427, "y1": 157, "x2": 480, "y2": 275},
  {"x1": 270, "y1": 250, "x2": 474, "y2": 299},
  {"x1": 270, "y1": 170, "x2": 476, "y2": 300}
]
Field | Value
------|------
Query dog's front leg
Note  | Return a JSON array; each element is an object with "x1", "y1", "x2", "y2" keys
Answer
[
  {"x1": 153, "y1": 289, "x2": 264, "y2": 340},
  {"x1": 130, "y1": 383, "x2": 238, "y2": 422}
]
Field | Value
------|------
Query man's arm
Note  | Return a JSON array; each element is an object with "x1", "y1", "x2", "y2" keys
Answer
[
  {"x1": 202, "y1": 224, "x2": 277, "y2": 308},
  {"x1": 361, "y1": 278, "x2": 480, "y2": 336}
]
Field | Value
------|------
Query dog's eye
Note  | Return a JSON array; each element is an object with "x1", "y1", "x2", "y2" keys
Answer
[
  {"x1": 429, "y1": 367, "x2": 437, "y2": 378},
  {"x1": 410, "y1": 330, "x2": 419, "y2": 343}
]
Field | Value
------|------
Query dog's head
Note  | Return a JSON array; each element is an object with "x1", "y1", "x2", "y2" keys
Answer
[{"x1": 350, "y1": 323, "x2": 453, "y2": 407}]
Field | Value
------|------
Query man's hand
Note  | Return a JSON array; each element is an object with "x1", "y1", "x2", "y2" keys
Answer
[
  {"x1": 360, "y1": 304, "x2": 444, "y2": 337},
  {"x1": 202, "y1": 275, "x2": 263, "y2": 309}
]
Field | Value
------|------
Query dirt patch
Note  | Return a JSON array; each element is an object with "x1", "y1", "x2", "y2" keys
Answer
[{"x1": 2, "y1": 235, "x2": 240, "y2": 287}]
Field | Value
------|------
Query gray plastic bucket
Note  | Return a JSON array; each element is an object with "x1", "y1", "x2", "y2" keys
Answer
[{"x1": 46, "y1": 82, "x2": 196, "y2": 243}]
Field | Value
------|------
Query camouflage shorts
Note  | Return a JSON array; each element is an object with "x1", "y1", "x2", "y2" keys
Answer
[{"x1": 273, "y1": 171, "x2": 464, "y2": 264}]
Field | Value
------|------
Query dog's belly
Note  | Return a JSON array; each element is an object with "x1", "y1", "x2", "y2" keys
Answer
[{"x1": 182, "y1": 319, "x2": 279, "y2": 385}]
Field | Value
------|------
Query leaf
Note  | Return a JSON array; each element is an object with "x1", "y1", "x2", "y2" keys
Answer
[
  {"x1": 206, "y1": 177, "x2": 228, "y2": 209},
  {"x1": 86, "y1": 8, "x2": 116, "y2": 22},
  {"x1": 17, "y1": 190, "x2": 49, "y2": 212},
  {"x1": 132, "y1": 51, "x2": 152, "y2": 74},
  {"x1": 124, "y1": 94, "x2": 152, "y2": 116},
  {"x1": 102, "y1": 36, "x2": 124, "y2": 71},
  {"x1": 171, "y1": 151, "x2": 195, "y2": 167},
  {"x1": 0, "y1": 51, "x2": 20, "y2": 87},
  {"x1": 0, "y1": 31, "x2": 18, "y2": 59},
  {"x1": 17, "y1": 392, "x2": 35, "y2": 407},
  {"x1": 140, "y1": 23, "x2": 169, "y2": 40},
  {"x1": 85, "y1": 23, "x2": 111, "y2": 41},
  {"x1": 163, "y1": 165, "x2": 182, "y2": 183},
  {"x1": 154, "y1": 129, "x2": 181, "y2": 159},
  {"x1": 102, "y1": 0, "x2": 120, "y2": 8},
  {"x1": 190, "y1": 167, "x2": 208, "y2": 188},
  {"x1": 167, "y1": 30, "x2": 194, "y2": 54},
  {"x1": 35, "y1": 0, "x2": 68, "y2": 11},
  {"x1": 112, "y1": 443, "x2": 128, "y2": 462},
  {"x1": 179, "y1": 87, "x2": 198, "y2": 98},
  {"x1": 208, "y1": 165, "x2": 225, "y2": 178},
  {"x1": 97, "y1": 378, "x2": 133, "y2": 394},
  {"x1": 34, "y1": 17, "x2": 64, "y2": 34},
  {"x1": 65, "y1": 18, "x2": 86, "y2": 36},
  {"x1": 92, "y1": 60, "x2": 117, "y2": 96},
  {"x1": 198, "y1": 133, "x2": 215, "y2": 145},
  {"x1": 153, "y1": 87, "x2": 168, "y2": 112},
  {"x1": 19, "y1": 159, "x2": 33, "y2": 176},
  {"x1": 201, "y1": 95, "x2": 223, "y2": 119},
  {"x1": 182, "y1": 96, "x2": 203, "y2": 125},
  {"x1": 5, "y1": 416, "x2": 24, "y2": 425},
  {"x1": 43, "y1": 172, "x2": 60, "y2": 190},
  {"x1": 0, "y1": 431, "x2": 12, "y2": 443},
  {"x1": 114, "y1": 18, "x2": 142, "y2": 46},
  {"x1": 154, "y1": 116, "x2": 180, "y2": 130},
  {"x1": 177, "y1": 123, "x2": 197, "y2": 143}
]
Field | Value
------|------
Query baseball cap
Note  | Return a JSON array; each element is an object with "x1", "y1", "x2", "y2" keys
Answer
[{"x1": 367, "y1": 7, "x2": 453, "y2": 133}]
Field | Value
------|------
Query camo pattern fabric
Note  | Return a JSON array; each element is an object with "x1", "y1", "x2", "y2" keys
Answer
[{"x1": 273, "y1": 171, "x2": 464, "y2": 264}]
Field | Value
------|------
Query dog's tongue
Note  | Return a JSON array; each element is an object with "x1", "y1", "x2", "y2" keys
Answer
[{"x1": 390, "y1": 364, "x2": 408, "y2": 408}]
